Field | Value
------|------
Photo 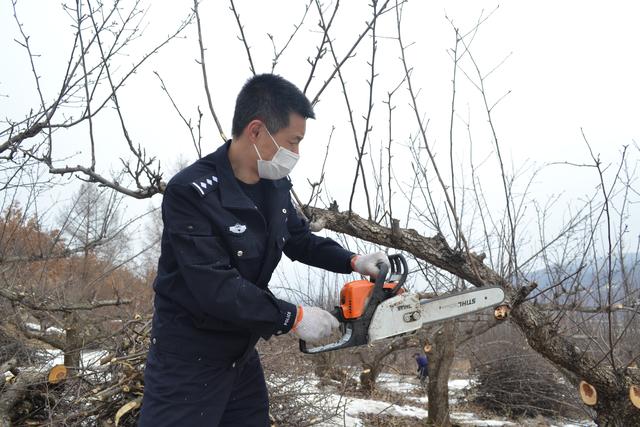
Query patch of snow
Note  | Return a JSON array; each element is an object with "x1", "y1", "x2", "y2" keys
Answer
[
  {"x1": 317, "y1": 405, "x2": 363, "y2": 427},
  {"x1": 376, "y1": 373, "x2": 473, "y2": 394},
  {"x1": 38, "y1": 349, "x2": 108, "y2": 369},
  {"x1": 376, "y1": 372, "x2": 419, "y2": 393},
  {"x1": 351, "y1": 398, "x2": 429, "y2": 418},
  {"x1": 406, "y1": 395, "x2": 428, "y2": 404},
  {"x1": 554, "y1": 422, "x2": 597, "y2": 427},
  {"x1": 449, "y1": 378, "x2": 473, "y2": 390},
  {"x1": 318, "y1": 394, "x2": 520, "y2": 427},
  {"x1": 25, "y1": 322, "x2": 64, "y2": 334},
  {"x1": 318, "y1": 395, "x2": 428, "y2": 427},
  {"x1": 451, "y1": 412, "x2": 517, "y2": 426},
  {"x1": 25, "y1": 322, "x2": 39, "y2": 330},
  {"x1": 270, "y1": 372, "x2": 592, "y2": 427}
]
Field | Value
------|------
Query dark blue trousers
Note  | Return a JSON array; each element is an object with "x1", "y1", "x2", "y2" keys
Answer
[{"x1": 138, "y1": 347, "x2": 269, "y2": 426}]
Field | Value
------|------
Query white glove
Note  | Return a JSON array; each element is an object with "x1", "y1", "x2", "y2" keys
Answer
[
  {"x1": 351, "y1": 251, "x2": 391, "y2": 278},
  {"x1": 290, "y1": 306, "x2": 339, "y2": 343}
]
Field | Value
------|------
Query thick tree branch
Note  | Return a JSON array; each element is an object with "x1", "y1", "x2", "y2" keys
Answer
[{"x1": 0, "y1": 287, "x2": 130, "y2": 312}]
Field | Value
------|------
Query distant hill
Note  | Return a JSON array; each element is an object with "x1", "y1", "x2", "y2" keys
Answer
[{"x1": 525, "y1": 253, "x2": 640, "y2": 307}]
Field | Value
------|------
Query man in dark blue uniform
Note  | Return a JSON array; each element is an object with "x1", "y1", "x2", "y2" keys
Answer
[{"x1": 138, "y1": 74, "x2": 389, "y2": 426}]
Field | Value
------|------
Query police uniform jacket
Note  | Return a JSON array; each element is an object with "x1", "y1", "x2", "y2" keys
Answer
[{"x1": 150, "y1": 140, "x2": 354, "y2": 365}]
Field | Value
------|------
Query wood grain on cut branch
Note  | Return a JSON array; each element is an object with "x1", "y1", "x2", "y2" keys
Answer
[{"x1": 48, "y1": 365, "x2": 68, "y2": 384}]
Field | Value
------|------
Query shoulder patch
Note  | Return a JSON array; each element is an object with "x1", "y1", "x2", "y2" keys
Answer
[{"x1": 191, "y1": 175, "x2": 219, "y2": 197}]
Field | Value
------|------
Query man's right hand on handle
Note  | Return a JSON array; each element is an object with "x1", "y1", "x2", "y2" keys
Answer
[
  {"x1": 290, "y1": 306, "x2": 339, "y2": 343},
  {"x1": 351, "y1": 251, "x2": 390, "y2": 278}
]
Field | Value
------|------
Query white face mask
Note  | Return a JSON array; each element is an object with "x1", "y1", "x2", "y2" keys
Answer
[{"x1": 253, "y1": 129, "x2": 299, "y2": 180}]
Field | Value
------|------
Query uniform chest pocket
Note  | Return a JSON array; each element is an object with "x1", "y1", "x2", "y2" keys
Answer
[
  {"x1": 169, "y1": 221, "x2": 229, "y2": 266},
  {"x1": 226, "y1": 234, "x2": 260, "y2": 260}
]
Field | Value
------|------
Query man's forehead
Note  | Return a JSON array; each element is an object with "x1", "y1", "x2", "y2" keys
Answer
[
  {"x1": 281, "y1": 127, "x2": 304, "y2": 139},
  {"x1": 285, "y1": 113, "x2": 306, "y2": 140}
]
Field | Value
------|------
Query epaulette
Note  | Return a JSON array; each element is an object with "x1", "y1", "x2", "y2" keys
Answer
[{"x1": 190, "y1": 174, "x2": 218, "y2": 197}]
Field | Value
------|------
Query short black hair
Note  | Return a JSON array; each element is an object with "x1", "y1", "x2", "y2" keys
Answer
[{"x1": 232, "y1": 74, "x2": 315, "y2": 137}]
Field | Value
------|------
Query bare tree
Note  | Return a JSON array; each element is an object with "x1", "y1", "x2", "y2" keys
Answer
[
  {"x1": 299, "y1": 2, "x2": 640, "y2": 421},
  {"x1": 3, "y1": 1, "x2": 639, "y2": 425},
  {"x1": 0, "y1": 164, "x2": 161, "y2": 424},
  {"x1": 1, "y1": 0, "x2": 195, "y2": 198}
]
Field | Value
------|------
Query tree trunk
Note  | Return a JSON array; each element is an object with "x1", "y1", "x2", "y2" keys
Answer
[
  {"x1": 426, "y1": 322, "x2": 456, "y2": 427},
  {"x1": 359, "y1": 363, "x2": 381, "y2": 395},
  {"x1": 511, "y1": 304, "x2": 640, "y2": 426},
  {"x1": 312, "y1": 353, "x2": 358, "y2": 389},
  {"x1": 357, "y1": 338, "x2": 414, "y2": 395},
  {"x1": 63, "y1": 312, "x2": 81, "y2": 369}
]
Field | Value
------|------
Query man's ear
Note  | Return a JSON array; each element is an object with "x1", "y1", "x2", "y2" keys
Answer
[{"x1": 246, "y1": 120, "x2": 264, "y2": 143}]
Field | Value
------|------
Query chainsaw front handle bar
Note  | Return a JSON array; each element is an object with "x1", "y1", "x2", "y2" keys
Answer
[
  {"x1": 300, "y1": 254, "x2": 407, "y2": 354},
  {"x1": 388, "y1": 254, "x2": 408, "y2": 294}
]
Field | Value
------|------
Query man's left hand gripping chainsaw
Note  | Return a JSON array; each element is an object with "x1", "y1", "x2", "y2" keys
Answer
[{"x1": 300, "y1": 253, "x2": 505, "y2": 354}]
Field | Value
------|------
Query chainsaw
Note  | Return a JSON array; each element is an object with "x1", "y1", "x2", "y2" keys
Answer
[{"x1": 300, "y1": 253, "x2": 505, "y2": 354}]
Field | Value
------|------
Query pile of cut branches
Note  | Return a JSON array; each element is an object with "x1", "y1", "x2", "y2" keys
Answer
[
  {"x1": 470, "y1": 345, "x2": 583, "y2": 420},
  {"x1": 2, "y1": 320, "x2": 351, "y2": 426},
  {"x1": 1, "y1": 317, "x2": 150, "y2": 426}
]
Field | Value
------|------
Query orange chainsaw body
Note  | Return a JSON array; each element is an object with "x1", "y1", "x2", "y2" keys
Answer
[{"x1": 340, "y1": 279, "x2": 404, "y2": 319}]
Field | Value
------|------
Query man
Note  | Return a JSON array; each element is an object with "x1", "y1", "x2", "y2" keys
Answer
[
  {"x1": 138, "y1": 74, "x2": 389, "y2": 426},
  {"x1": 414, "y1": 352, "x2": 429, "y2": 385}
]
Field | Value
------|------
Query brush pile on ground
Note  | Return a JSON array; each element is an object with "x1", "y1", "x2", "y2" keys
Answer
[
  {"x1": 470, "y1": 346, "x2": 583, "y2": 419},
  {"x1": 0, "y1": 320, "x2": 345, "y2": 426},
  {"x1": 1, "y1": 318, "x2": 149, "y2": 426}
]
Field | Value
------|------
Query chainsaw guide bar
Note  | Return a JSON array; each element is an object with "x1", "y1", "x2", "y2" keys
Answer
[{"x1": 300, "y1": 254, "x2": 505, "y2": 354}]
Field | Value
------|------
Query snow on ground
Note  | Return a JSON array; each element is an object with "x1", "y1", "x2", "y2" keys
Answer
[
  {"x1": 2, "y1": 349, "x2": 111, "y2": 385},
  {"x1": 319, "y1": 394, "x2": 427, "y2": 426},
  {"x1": 314, "y1": 374, "x2": 517, "y2": 427},
  {"x1": 25, "y1": 322, "x2": 65, "y2": 335},
  {"x1": 377, "y1": 373, "x2": 470, "y2": 405},
  {"x1": 452, "y1": 412, "x2": 517, "y2": 426},
  {"x1": 5, "y1": 354, "x2": 596, "y2": 427},
  {"x1": 450, "y1": 378, "x2": 473, "y2": 390},
  {"x1": 3, "y1": 349, "x2": 108, "y2": 378},
  {"x1": 39, "y1": 348, "x2": 108, "y2": 369},
  {"x1": 375, "y1": 372, "x2": 418, "y2": 393},
  {"x1": 310, "y1": 372, "x2": 595, "y2": 427}
]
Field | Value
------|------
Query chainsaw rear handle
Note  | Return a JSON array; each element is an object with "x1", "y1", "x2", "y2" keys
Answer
[{"x1": 300, "y1": 254, "x2": 407, "y2": 354}]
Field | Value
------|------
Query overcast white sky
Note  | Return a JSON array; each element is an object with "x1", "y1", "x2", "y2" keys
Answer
[{"x1": 2, "y1": 1, "x2": 640, "y2": 268}]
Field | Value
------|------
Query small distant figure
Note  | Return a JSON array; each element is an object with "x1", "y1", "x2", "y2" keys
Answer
[{"x1": 414, "y1": 352, "x2": 429, "y2": 384}]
